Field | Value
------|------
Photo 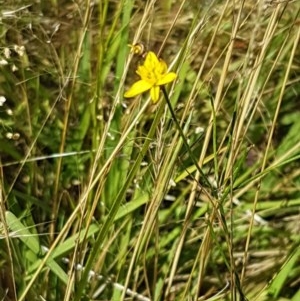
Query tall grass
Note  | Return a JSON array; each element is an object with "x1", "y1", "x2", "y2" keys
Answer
[{"x1": 0, "y1": 1, "x2": 299, "y2": 301}]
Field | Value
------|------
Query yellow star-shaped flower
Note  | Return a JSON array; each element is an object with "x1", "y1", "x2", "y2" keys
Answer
[{"x1": 124, "y1": 51, "x2": 177, "y2": 103}]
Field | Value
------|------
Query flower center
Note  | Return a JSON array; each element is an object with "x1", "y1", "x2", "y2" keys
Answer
[{"x1": 144, "y1": 66, "x2": 163, "y2": 85}]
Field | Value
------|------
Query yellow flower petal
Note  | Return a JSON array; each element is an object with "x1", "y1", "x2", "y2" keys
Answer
[
  {"x1": 156, "y1": 60, "x2": 168, "y2": 74},
  {"x1": 156, "y1": 72, "x2": 177, "y2": 86},
  {"x1": 136, "y1": 66, "x2": 155, "y2": 84},
  {"x1": 150, "y1": 86, "x2": 160, "y2": 103},
  {"x1": 144, "y1": 51, "x2": 159, "y2": 70},
  {"x1": 136, "y1": 65, "x2": 146, "y2": 77},
  {"x1": 124, "y1": 49, "x2": 177, "y2": 102},
  {"x1": 124, "y1": 80, "x2": 152, "y2": 98}
]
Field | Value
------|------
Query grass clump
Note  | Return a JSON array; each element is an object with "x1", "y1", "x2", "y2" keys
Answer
[{"x1": 0, "y1": 1, "x2": 299, "y2": 301}]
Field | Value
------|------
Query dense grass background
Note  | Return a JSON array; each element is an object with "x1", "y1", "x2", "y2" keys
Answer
[{"x1": 0, "y1": 1, "x2": 300, "y2": 300}]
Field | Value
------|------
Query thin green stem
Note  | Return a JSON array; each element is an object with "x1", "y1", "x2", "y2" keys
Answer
[{"x1": 161, "y1": 87, "x2": 212, "y2": 190}]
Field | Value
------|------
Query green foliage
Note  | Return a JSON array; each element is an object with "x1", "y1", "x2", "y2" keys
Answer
[{"x1": 0, "y1": 1, "x2": 299, "y2": 301}]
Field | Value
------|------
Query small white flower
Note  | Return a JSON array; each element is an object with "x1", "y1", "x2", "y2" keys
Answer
[
  {"x1": 14, "y1": 45, "x2": 25, "y2": 57},
  {"x1": 4, "y1": 48, "x2": 11, "y2": 59},
  {"x1": 6, "y1": 133, "x2": 13, "y2": 139},
  {"x1": 0, "y1": 96, "x2": 6, "y2": 106},
  {"x1": 0, "y1": 59, "x2": 8, "y2": 66},
  {"x1": 6, "y1": 109, "x2": 13, "y2": 116},
  {"x1": 12, "y1": 64, "x2": 18, "y2": 72},
  {"x1": 195, "y1": 126, "x2": 204, "y2": 134}
]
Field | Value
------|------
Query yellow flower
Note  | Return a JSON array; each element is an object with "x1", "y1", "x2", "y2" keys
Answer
[{"x1": 124, "y1": 51, "x2": 177, "y2": 103}]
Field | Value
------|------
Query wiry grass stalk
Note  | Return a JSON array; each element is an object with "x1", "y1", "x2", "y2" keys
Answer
[{"x1": 1, "y1": 1, "x2": 300, "y2": 300}]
